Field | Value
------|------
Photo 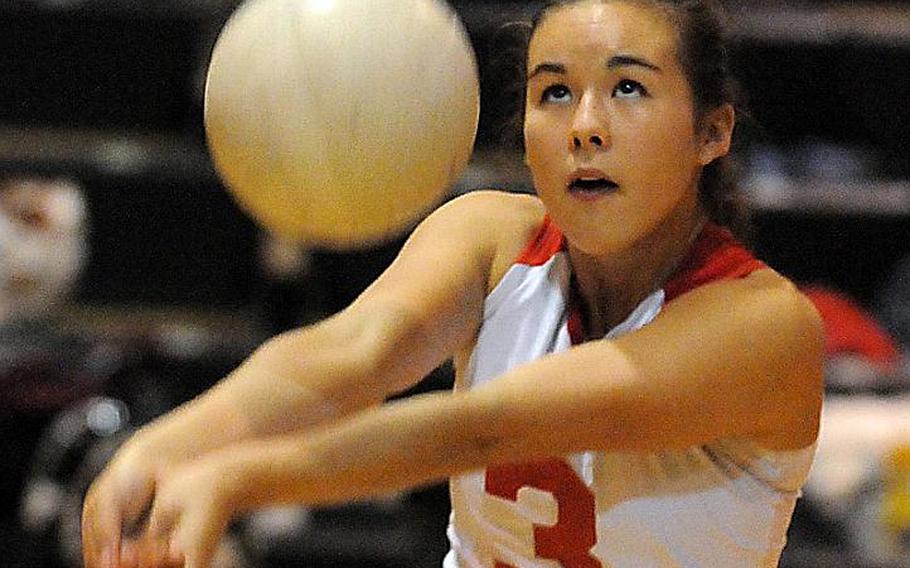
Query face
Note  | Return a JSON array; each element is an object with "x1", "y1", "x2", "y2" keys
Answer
[
  {"x1": 524, "y1": 0, "x2": 726, "y2": 256},
  {"x1": 0, "y1": 178, "x2": 87, "y2": 323}
]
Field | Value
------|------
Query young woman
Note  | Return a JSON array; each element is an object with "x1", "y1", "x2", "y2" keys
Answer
[{"x1": 81, "y1": 1, "x2": 824, "y2": 567}]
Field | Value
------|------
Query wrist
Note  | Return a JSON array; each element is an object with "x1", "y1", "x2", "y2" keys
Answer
[
  {"x1": 122, "y1": 425, "x2": 192, "y2": 470},
  {"x1": 216, "y1": 439, "x2": 313, "y2": 514},
  {"x1": 213, "y1": 448, "x2": 274, "y2": 515}
]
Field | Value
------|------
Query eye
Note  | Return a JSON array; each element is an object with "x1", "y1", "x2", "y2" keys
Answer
[
  {"x1": 540, "y1": 84, "x2": 572, "y2": 104},
  {"x1": 613, "y1": 79, "x2": 647, "y2": 99}
]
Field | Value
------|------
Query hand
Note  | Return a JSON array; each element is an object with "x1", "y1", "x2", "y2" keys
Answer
[
  {"x1": 81, "y1": 440, "x2": 169, "y2": 568},
  {"x1": 128, "y1": 456, "x2": 238, "y2": 568}
]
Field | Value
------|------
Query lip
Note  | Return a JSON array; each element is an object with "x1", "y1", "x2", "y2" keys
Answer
[
  {"x1": 566, "y1": 168, "x2": 613, "y2": 186},
  {"x1": 566, "y1": 168, "x2": 619, "y2": 201}
]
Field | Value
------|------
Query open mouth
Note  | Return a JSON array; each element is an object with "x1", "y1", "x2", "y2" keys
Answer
[
  {"x1": 567, "y1": 174, "x2": 619, "y2": 198},
  {"x1": 570, "y1": 178, "x2": 618, "y2": 191}
]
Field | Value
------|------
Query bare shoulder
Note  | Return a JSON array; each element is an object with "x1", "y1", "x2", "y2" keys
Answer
[
  {"x1": 746, "y1": 270, "x2": 825, "y2": 449},
  {"x1": 730, "y1": 268, "x2": 822, "y2": 334},
  {"x1": 438, "y1": 190, "x2": 546, "y2": 292},
  {"x1": 745, "y1": 268, "x2": 826, "y2": 371},
  {"x1": 655, "y1": 267, "x2": 824, "y2": 449},
  {"x1": 666, "y1": 267, "x2": 825, "y2": 373},
  {"x1": 440, "y1": 189, "x2": 544, "y2": 238},
  {"x1": 332, "y1": 191, "x2": 545, "y2": 392},
  {"x1": 670, "y1": 267, "x2": 820, "y2": 325}
]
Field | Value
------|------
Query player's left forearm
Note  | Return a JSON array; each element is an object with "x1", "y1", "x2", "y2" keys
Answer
[{"x1": 211, "y1": 390, "x2": 505, "y2": 512}]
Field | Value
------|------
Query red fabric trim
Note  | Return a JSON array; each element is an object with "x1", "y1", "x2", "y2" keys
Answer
[
  {"x1": 515, "y1": 216, "x2": 586, "y2": 344},
  {"x1": 663, "y1": 224, "x2": 766, "y2": 302},
  {"x1": 802, "y1": 286, "x2": 900, "y2": 370},
  {"x1": 516, "y1": 215, "x2": 566, "y2": 267},
  {"x1": 517, "y1": 219, "x2": 763, "y2": 344}
]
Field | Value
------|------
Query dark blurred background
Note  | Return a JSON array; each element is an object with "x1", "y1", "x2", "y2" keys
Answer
[{"x1": 1, "y1": 1, "x2": 910, "y2": 567}]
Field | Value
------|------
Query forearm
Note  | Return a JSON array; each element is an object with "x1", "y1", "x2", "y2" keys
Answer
[
  {"x1": 127, "y1": 315, "x2": 397, "y2": 463},
  {"x1": 214, "y1": 391, "x2": 500, "y2": 511},
  {"x1": 128, "y1": 362, "x2": 340, "y2": 464},
  {"x1": 197, "y1": 356, "x2": 614, "y2": 511},
  {"x1": 143, "y1": 195, "x2": 494, "y2": 473}
]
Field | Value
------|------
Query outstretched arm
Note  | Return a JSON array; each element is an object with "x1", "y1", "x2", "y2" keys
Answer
[
  {"x1": 139, "y1": 268, "x2": 824, "y2": 567},
  {"x1": 81, "y1": 190, "x2": 534, "y2": 568}
]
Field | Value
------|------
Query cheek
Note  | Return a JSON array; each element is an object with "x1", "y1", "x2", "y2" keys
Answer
[
  {"x1": 626, "y1": 113, "x2": 699, "y2": 169},
  {"x1": 524, "y1": 109, "x2": 548, "y2": 144},
  {"x1": 524, "y1": 115, "x2": 561, "y2": 168},
  {"x1": 621, "y1": 115, "x2": 702, "y2": 207}
]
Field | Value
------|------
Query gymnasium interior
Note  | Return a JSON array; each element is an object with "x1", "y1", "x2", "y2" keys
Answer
[{"x1": 2, "y1": 0, "x2": 909, "y2": 566}]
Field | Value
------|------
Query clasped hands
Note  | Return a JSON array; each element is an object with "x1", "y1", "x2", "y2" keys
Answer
[{"x1": 81, "y1": 444, "x2": 239, "y2": 568}]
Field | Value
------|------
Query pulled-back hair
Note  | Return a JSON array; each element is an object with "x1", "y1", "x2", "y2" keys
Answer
[{"x1": 491, "y1": 0, "x2": 751, "y2": 238}]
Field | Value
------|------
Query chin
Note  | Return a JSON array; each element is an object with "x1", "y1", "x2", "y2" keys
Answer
[{"x1": 561, "y1": 223, "x2": 636, "y2": 258}]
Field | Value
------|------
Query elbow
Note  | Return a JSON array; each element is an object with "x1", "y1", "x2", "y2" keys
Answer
[{"x1": 252, "y1": 318, "x2": 392, "y2": 409}]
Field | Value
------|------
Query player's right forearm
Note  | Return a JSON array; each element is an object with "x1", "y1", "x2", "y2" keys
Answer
[
  {"x1": 123, "y1": 366, "x2": 339, "y2": 466},
  {"x1": 124, "y1": 315, "x2": 392, "y2": 465}
]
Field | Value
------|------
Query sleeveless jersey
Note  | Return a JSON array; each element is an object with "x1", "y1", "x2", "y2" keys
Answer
[{"x1": 444, "y1": 217, "x2": 816, "y2": 568}]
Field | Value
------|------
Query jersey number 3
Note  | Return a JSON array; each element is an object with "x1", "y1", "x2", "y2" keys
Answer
[{"x1": 485, "y1": 458, "x2": 602, "y2": 568}]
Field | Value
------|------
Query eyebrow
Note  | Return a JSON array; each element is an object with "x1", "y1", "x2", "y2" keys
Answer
[
  {"x1": 607, "y1": 54, "x2": 662, "y2": 72},
  {"x1": 528, "y1": 62, "x2": 566, "y2": 79},
  {"x1": 528, "y1": 54, "x2": 662, "y2": 79}
]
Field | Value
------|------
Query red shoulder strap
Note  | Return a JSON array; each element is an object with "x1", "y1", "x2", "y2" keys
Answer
[
  {"x1": 663, "y1": 224, "x2": 766, "y2": 302},
  {"x1": 515, "y1": 214, "x2": 566, "y2": 267}
]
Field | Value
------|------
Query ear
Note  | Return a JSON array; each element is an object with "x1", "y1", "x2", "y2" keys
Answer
[{"x1": 697, "y1": 103, "x2": 735, "y2": 166}]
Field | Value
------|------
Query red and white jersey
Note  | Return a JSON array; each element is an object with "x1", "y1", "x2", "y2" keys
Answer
[{"x1": 445, "y1": 217, "x2": 816, "y2": 568}]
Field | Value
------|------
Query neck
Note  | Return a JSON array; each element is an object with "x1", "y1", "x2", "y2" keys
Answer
[{"x1": 568, "y1": 206, "x2": 707, "y2": 338}]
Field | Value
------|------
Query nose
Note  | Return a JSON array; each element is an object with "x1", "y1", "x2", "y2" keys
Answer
[
  {"x1": 569, "y1": 91, "x2": 609, "y2": 152},
  {"x1": 572, "y1": 134, "x2": 605, "y2": 149}
]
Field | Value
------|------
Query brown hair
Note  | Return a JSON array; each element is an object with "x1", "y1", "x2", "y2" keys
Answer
[{"x1": 492, "y1": 0, "x2": 751, "y2": 238}]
